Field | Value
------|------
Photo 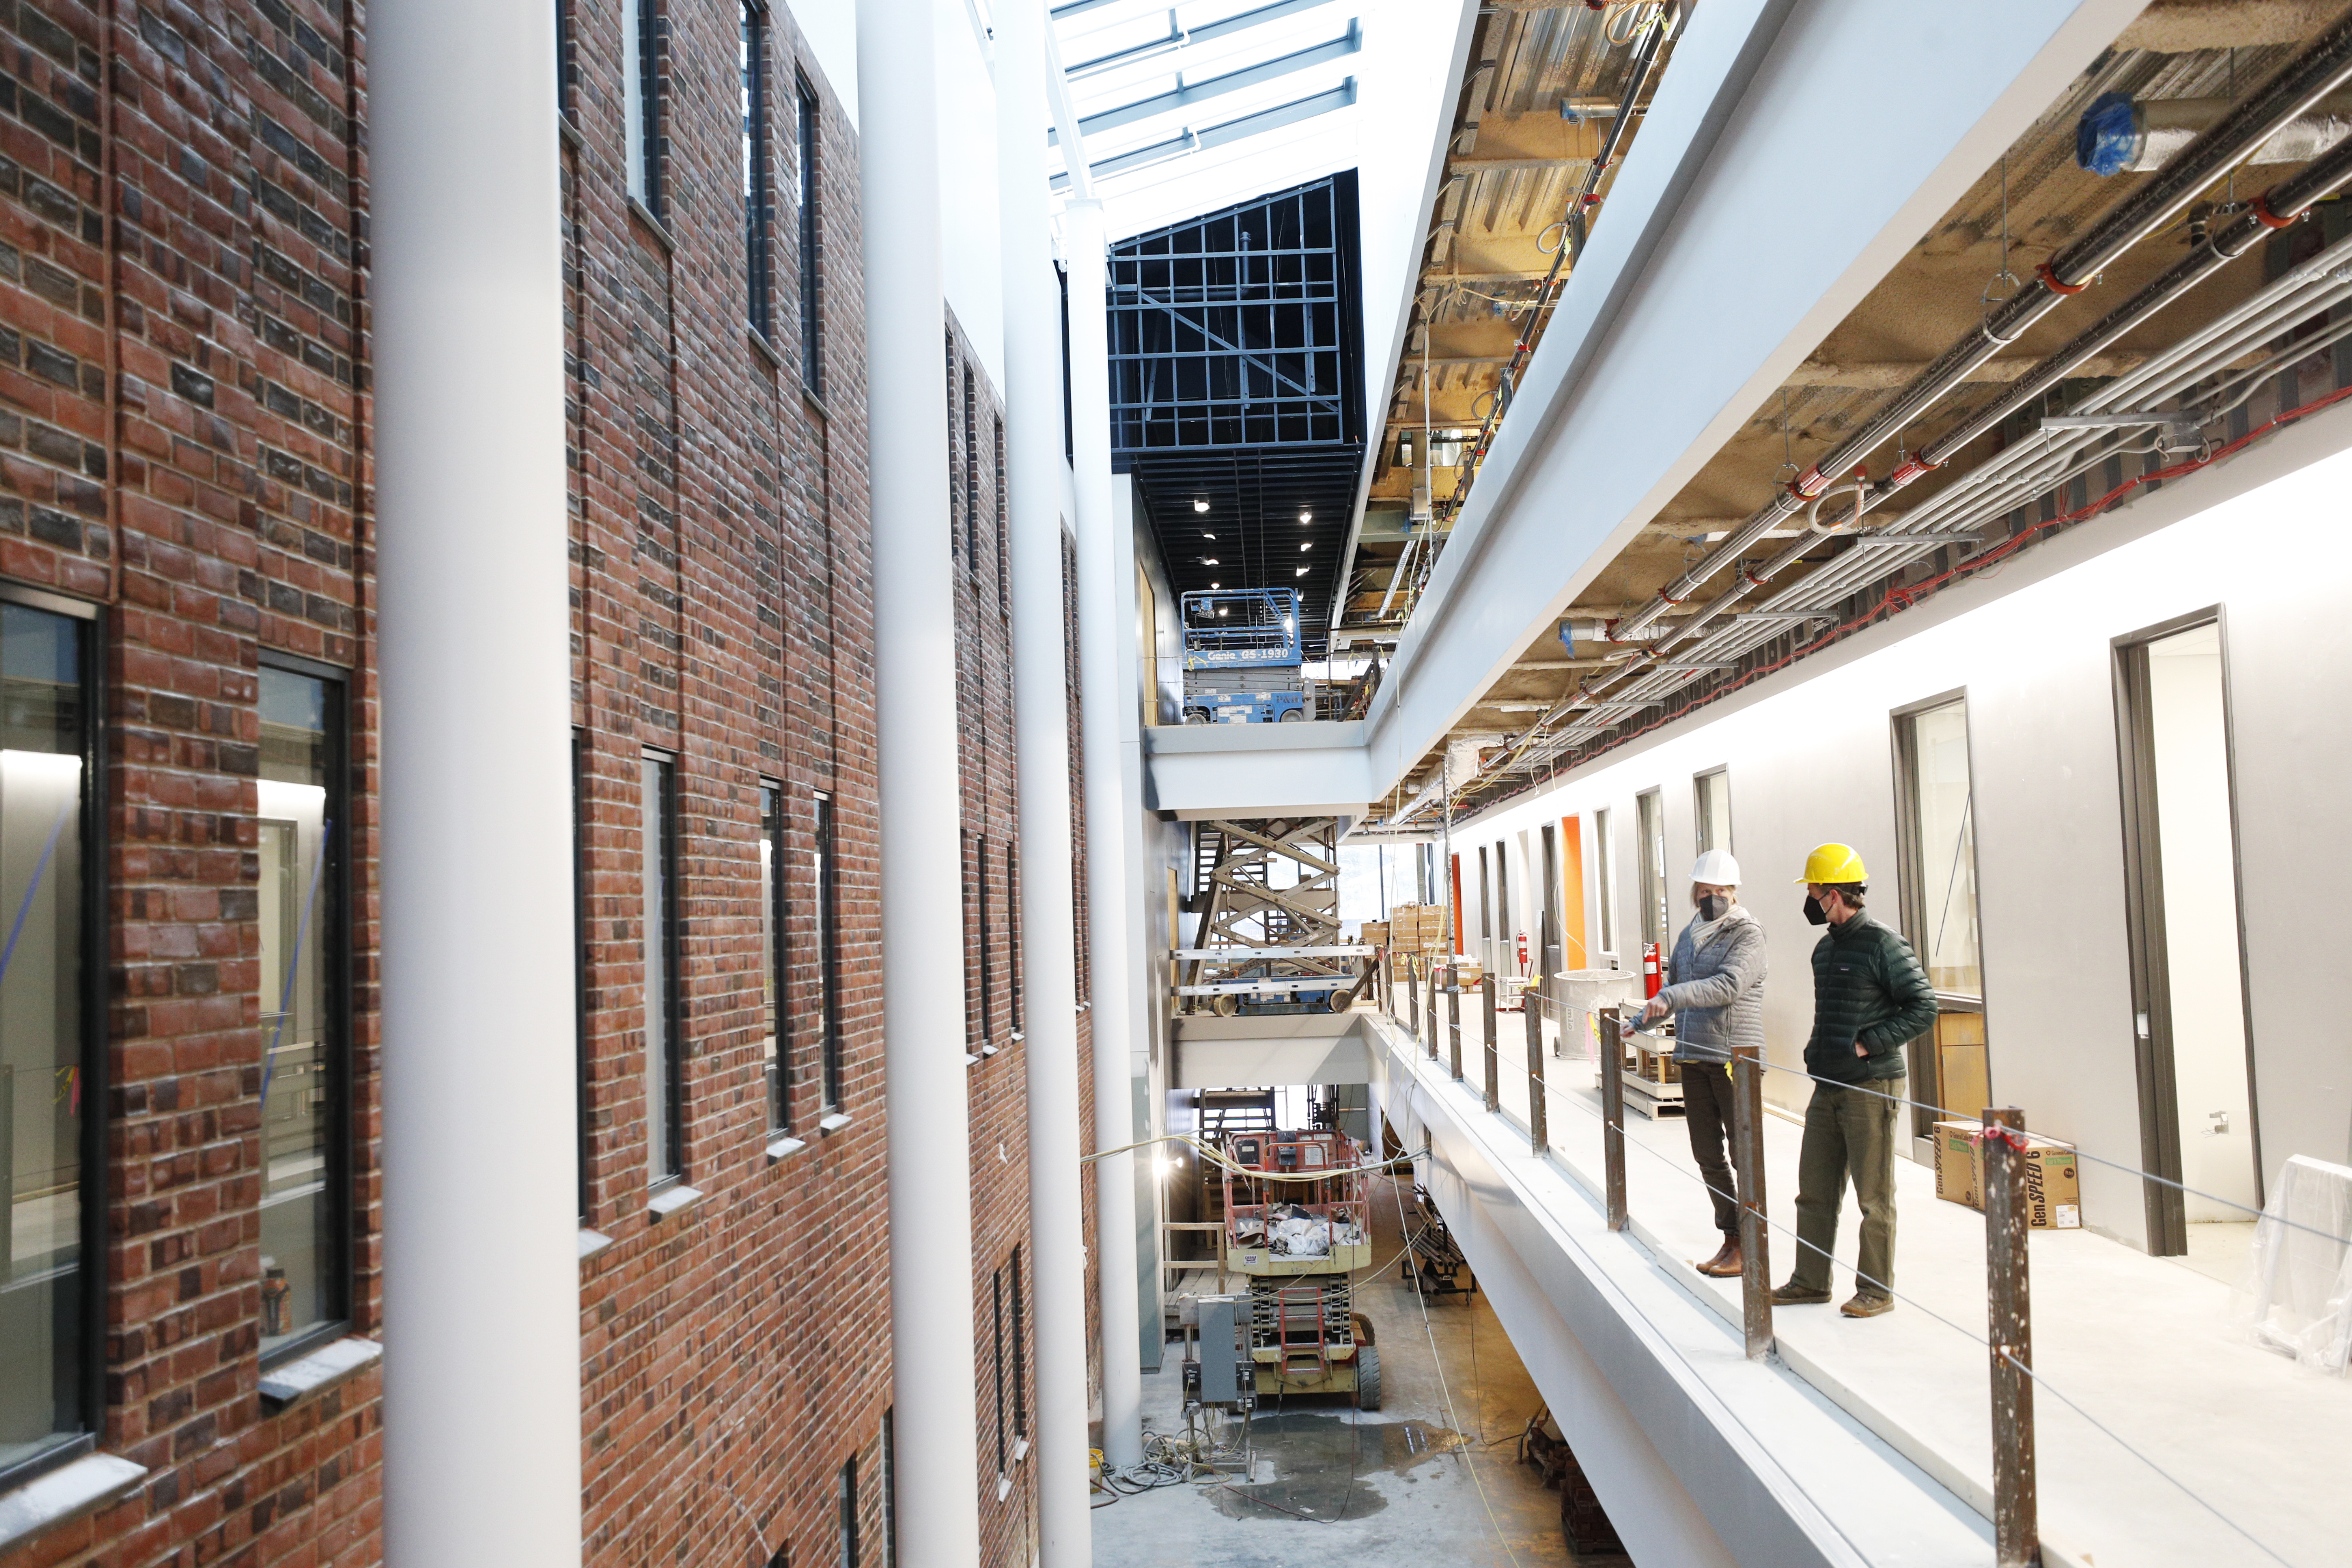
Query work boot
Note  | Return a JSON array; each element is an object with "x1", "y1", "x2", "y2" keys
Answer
[
  {"x1": 1839, "y1": 1292, "x2": 1895, "y2": 1319},
  {"x1": 1696, "y1": 1235, "x2": 1742, "y2": 1278},
  {"x1": 1769, "y1": 1280, "x2": 1832, "y2": 1306}
]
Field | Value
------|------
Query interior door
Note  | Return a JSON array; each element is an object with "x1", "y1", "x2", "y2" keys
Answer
[{"x1": 2114, "y1": 616, "x2": 2261, "y2": 1256}]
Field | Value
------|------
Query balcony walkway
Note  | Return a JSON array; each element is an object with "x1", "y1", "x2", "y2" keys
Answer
[{"x1": 1377, "y1": 979, "x2": 2350, "y2": 1568}]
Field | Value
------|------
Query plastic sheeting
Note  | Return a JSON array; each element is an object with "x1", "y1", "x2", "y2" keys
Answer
[{"x1": 2234, "y1": 1153, "x2": 2352, "y2": 1374}]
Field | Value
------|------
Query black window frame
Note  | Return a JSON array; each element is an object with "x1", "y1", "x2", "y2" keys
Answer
[
  {"x1": 255, "y1": 647, "x2": 354, "y2": 1374},
  {"x1": 838, "y1": 1454, "x2": 860, "y2": 1568},
  {"x1": 624, "y1": 0, "x2": 664, "y2": 216},
  {"x1": 1635, "y1": 787, "x2": 1667, "y2": 948},
  {"x1": 573, "y1": 729, "x2": 593, "y2": 1222},
  {"x1": 992, "y1": 416, "x2": 1009, "y2": 615},
  {"x1": 643, "y1": 748, "x2": 684, "y2": 1185},
  {"x1": 795, "y1": 74, "x2": 822, "y2": 391},
  {"x1": 815, "y1": 790, "x2": 842, "y2": 1110},
  {"x1": 0, "y1": 584, "x2": 106, "y2": 1493},
  {"x1": 741, "y1": 1, "x2": 774, "y2": 341},
  {"x1": 991, "y1": 1264, "x2": 1007, "y2": 1476},
  {"x1": 761, "y1": 779, "x2": 789, "y2": 1132},
  {"x1": 1010, "y1": 1245, "x2": 1027, "y2": 1440}
]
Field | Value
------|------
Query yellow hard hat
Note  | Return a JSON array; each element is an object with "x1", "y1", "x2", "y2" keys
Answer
[{"x1": 1796, "y1": 843, "x2": 1867, "y2": 884}]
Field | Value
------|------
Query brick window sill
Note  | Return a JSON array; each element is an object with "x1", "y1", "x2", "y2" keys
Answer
[
  {"x1": 578, "y1": 1227, "x2": 615, "y2": 1262},
  {"x1": 260, "y1": 1336, "x2": 384, "y2": 1415},
  {"x1": 766, "y1": 1135, "x2": 808, "y2": 1161},
  {"x1": 818, "y1": 1112, "x2": 852, "y2": 1135},
  {"x1": 0, "y1": 1451, "x2": 145, "y2": 1552},
  {"x1": 647, "y1": 1183, "x2": 705, "y2": 1221},
  {"x1": 628, "y1": 195, "x2": 675, "y2": 253}
]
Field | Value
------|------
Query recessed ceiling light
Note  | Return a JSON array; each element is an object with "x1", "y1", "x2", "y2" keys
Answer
[
  {"x1": 1299, "y1": 510, "x2": 1312, "y2": 523},
  {"x1": 1299, "y1": 542, "x2": 1312, "y2": 551},
  {"x1": 1193, "y1": 499, "x2": 1210, "y2": 513},
  {"x1": 1203, "y1": 557, "x2": 1219, "y2": 565},
  {"x1": 1202, "y1": 533, "x2": 1216, "y2": 540},
  {"x1": 1294, "y1": 566, "x2": 1309, "y2": 576}
]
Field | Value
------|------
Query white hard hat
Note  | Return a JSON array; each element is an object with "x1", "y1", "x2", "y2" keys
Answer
[{"x1": 1691, "y1": 850, "x2": 1741, "y2": 885}]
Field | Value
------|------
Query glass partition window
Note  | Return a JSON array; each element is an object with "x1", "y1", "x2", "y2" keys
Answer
[
  {"x1": 258, "y1": 664, "x2": 342, "y2": 1357},
  {"x1": 0, "y1": 601, "x2": 89, "y2": 1478},
  {"x1": 1897, "y1": 701, "x2": 1981, "y2": 997},
  {"x1": 1695, "y1": 768, "x2": 1731, "y2": 857},
  {"x1": 642, "y1": 753, "x2": 680, "y2": 1180},
  {"x1": 1636, "y1": 789, "x2": 1667, "y2": 947},
  {"x1": 1594, "y1": 808, "x2": 1616, "y2": 957},
  {"x1": 760, "y1": 783, "x2": 783, "y2": 1130}
]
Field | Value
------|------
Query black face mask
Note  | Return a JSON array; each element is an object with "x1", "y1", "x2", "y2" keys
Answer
[
  {"x1": 1803, "y1": 894, "x2": 1828, "y2": 926},
  {"x1": 1697, "y1": 894, "x2": 1730, "y2": 922}
]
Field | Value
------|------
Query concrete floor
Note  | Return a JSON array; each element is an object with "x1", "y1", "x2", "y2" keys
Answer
[
  {"x1": 1093, "y1": 1172, "x2": 1619, "y2": 1568},
  {"x1": 1412, "y1": 988, "x2": 2352, "y2": 1568}
]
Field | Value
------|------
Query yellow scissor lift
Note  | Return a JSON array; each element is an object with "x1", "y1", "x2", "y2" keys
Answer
[{"x1": 1219, "y1": 1129, "x2": 1381, "y2": 1410}]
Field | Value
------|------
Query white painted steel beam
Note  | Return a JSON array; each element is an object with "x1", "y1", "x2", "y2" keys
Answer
[
  {"x1": 857, "y1": 3, "x2": 983, "y2": 1563},
  {"x1": 373, "y1": 1, "x2": 579, "y2": 1563},
  {"x1": 997, "y1": 0, "x2": 1094, "y2": 1556}
]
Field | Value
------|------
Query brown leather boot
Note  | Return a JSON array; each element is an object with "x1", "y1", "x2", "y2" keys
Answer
[{"x1": 1696, "y1": 1235, "x2": 1742, "y2": 1278}]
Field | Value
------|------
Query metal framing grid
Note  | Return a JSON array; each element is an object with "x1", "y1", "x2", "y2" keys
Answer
[{"x1": 1108, "y1": 173, "x2": 1362, "y2": 452}]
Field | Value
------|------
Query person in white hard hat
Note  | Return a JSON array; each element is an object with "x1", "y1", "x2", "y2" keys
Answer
[{"x1": 1636, "y1": 849, "x2": 1765, "y2": 1279}]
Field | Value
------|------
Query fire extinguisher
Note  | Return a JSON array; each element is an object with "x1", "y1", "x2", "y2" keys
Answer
[
  {"x1": 1515, "y1": 930, "x2": 1529, "y2": 975},
  {"x1": 1642, "y1": 941, "x2": 1662, "y2": 998}
]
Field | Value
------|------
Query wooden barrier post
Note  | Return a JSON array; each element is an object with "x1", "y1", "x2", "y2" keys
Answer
[
  {"x1": 1481, "y1": 976, "x2": 1499, "y2": 1112},
  {"x1": 1731, "y1": 1041, "x2": 1772, "y2": 1360},
  {"x1": 1599, "y1": 1006, "x2": 1627, "y2": 1231},
  {"x1": 1526, "y1": 992, "x2": 1547, "y2": 1154},
  {"x1": 1985, "y1": 1107, "x2": 2041, "y2": 1568},
  {"x1": 1446, "y1": 967, "x2": 1463, "y2": 1081}
]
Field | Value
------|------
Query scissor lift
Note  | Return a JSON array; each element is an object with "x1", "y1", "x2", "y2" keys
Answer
[{"x1": 1220, "y1": 1129, "x2": 1381, "y2": 1409}]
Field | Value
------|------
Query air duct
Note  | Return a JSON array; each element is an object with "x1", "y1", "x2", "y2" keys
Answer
[{"x1": 2077, "y1": 90, "x2": 2352, "y2": 176}]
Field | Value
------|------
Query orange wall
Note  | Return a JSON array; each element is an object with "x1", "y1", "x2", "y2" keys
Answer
[{"x1": 1560, "y1": 817, "x2": 1590, "y2": 969}]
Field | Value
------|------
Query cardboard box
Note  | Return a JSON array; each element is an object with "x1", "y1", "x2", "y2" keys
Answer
[
  {"x1": 1360, "y1": 921, "x2": 1390, "y2": 949},
  {"x1": 1932, "y1": 1121, "x2": 2082, "y2": 1229}
]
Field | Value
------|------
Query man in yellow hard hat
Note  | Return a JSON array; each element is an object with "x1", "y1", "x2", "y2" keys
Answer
[{"x1": 1770, "y1": 844, "x2": 1937, "y2": 1318}]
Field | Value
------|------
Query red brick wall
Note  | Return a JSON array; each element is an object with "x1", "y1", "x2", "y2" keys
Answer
[
  {"x1": 0, "y1": 0, "x2": 384, "y2": 1562},
  {"x1": 563, "y1": 2, "x2": 894, "y2": 1565}
]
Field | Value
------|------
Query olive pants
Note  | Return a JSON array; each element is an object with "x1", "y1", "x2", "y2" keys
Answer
[
  {"x1": 1679, "y1": 1062, "x2": 1741, "y2": 1236},
  {"x1": 1789, "y1": 1079, "x2": 1902, "y2": 1298}
]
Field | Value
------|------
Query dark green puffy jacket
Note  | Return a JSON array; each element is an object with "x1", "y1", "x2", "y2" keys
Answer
[{"x1": 1805, "y1": 912, "x2": 1937, "y2": 1084}]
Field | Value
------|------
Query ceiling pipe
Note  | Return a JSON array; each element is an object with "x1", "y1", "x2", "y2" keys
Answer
[
  {"x1": 1605, "y1": 11, "x2": 2352, "y2": 644},
  {"x1": 1409, "y1": 165, "x2": 2352, "y2": 815}
]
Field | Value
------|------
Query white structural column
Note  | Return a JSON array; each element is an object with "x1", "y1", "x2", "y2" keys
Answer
[
  {"x1": 1062, "y1": 194, "x2": 1146, "y2": 1469},
  {"x1": 996, "y1": 3, "x2": 1094, "y2": 1562},
  {"x1": 856, "y1": 3, "x2": 984, "y2": 1564},
  {"x1": 372, "y1": 1, "x2": 579, "y2": 1563}
]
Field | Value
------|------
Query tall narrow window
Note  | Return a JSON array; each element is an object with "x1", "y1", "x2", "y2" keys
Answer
[
  {"x1": 977, "y1": 835, "x2": 993, "y2": 1043},
  {"x1": 555, "y1": 0, "x2": 572, "y2": 118},
  {"x1": 963, "y1": 373, "x2": 980, "y2": 572},
  {"x1": 622, "y1": 0, "x2": 659, "y2": 209},
  {"x1": 815, "y1": 792, "x2": 842, "y2": 1109},
  {"x1": 1594, "y1": 808, "x2": 1617, "y2": 958},
  {"x1": 740, "y1": 2, "x2": 772, "y2": 338},
  {"x1": 1494, "y1": 843, "x2": 1511, "y2": 964},
  {"x1": 1636, "y1": 789, "x2": 1667, "y2": 947},
  {"x1": 1694, "y1": 768, "x2": 1732, "y2": 857},
  {"x1": 795, "y1": 78, "x2": 822, "y2": 388},
  {"x1": 0, "y1": 596, "x2": 94, "y2": 1484},
  {"x1": 991, "y1": 1265, "x2": 1007, "y2": 1476},
  {"x1": 1010, "y1": 1246, "x2": 1028, "y2": 1441},
  {"x1": 258, "y1": 661, "x2": 345, "y2": 1361},
  {"x1": 837, "y1": 1456, "x2": 860, "y2": 1568},
  {"x1": 642, "y1": 752, "x2": 681, "y2": 1181},
  {"x1": 574, "y1": 732, "x2": 592, "y2": 1221},
  {"x1": 993, "y1": 417, "x2": 1009, "y2": 613},
  {"x1": 1007, "y1": 842, "x2": 1024, "y2": 1036},
  {"x1": 1896, "y1": 695, "x2": 1985, "y2": 1147},
  {"x1": 761, "y1": 782, "x2": 786, "y2": 1130},
  {"x1": 881, "y1": 1411, "x2": 897, "y2": 1567}
]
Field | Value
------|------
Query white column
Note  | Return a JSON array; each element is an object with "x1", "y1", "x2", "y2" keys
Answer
[
  {"x1": 995, "y1": 5, "x2": 1094, "y2": 1562},
  {"x1": 371, "y1": 1, "x2": 578, "y2": 1563},
  {"x1": 856, "y1": 4, "x2": 983, "y2": 1565},
  {"x1": 1063, "y1": 196, "x2": 1146, "y2": 1469}
]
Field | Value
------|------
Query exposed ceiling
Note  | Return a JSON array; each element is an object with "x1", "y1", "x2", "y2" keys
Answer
[{"x1": 1363, "y1": 0, "x2": 2352, "y2": 827}]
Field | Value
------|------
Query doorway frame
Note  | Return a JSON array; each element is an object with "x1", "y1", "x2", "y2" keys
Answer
[
  {"x1": 1888, "y1": 685, "x2": 1989, "y2": 1163},
  {"x1": 2110, "y1": 605, "x2": 2263, "y2": 1256}
]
